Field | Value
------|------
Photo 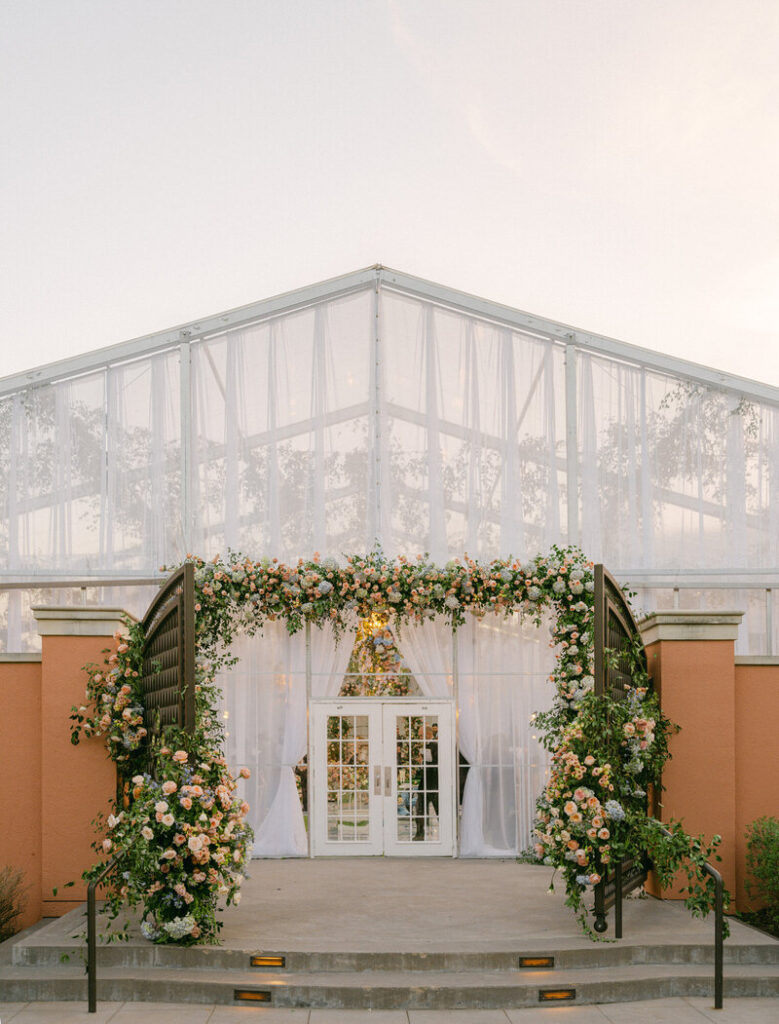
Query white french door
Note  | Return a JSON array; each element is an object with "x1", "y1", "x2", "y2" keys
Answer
[{"x1": 310, "y1": 700, "x2": 455, "y2": 856}]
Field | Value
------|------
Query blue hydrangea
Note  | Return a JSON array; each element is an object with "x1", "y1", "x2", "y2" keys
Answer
[
  {"x1": 604, "y1": 800, "x2": 625, "y2": 821},
  {"x1": 317, "y1": 580, "x2": 333, "y2": 595},
  {"x1": 163, "y1": 915, "x2": 196, "y2": 939}
]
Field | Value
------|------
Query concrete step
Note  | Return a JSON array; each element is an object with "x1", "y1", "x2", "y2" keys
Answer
[
  {"x1": 1, "y1": 960, "x2": 778, "y2": 1008},
  {"x1": 11, "y1": 939, "x2": 779, "y2": 971}
]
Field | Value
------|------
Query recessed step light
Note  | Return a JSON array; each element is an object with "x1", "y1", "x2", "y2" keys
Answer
[
  {"x1": 234, "y1": 989, "x2": 272, "y2": 1003},
  {"x1": 519, "y1": 956, "x2": 554, "y2": 969},
  {"x1": 250, "y1": 955, "x2": 286, "y2": 968},
  {"x1": 539, "y1": 987, "x2": 576, "y2": 1002}
]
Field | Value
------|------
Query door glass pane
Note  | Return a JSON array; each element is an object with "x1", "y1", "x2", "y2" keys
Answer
[
  {"x1": 395, "y1": 713, "x2": 439, "y2": 843},
  {"x1": 326, "y1": 714, "x2": 370, "y2": 842}
]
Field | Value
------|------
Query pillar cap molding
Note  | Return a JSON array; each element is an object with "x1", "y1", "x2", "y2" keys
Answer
[
  {"x1": 32, "y1": 606, "x2": 135, "y2": 637},
  {"x1": 639, "y1": 609, "x2": 744, "y2": 645}
]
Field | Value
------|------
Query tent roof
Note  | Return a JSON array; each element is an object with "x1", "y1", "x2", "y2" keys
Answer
[{"x1": 1, "y1": 264, "x2": 777, "y2": 407}]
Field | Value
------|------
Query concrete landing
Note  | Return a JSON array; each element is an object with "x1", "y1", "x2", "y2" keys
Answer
[{"x1": 13, "y1": 859, "x2": 778, "y2": 954}]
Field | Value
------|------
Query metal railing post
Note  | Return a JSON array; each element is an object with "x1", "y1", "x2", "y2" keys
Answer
[
  {"x1": 87, "y1": 877, "x2": 97, "y2": 1013},
  {"x1": 657, "y1": 827, "x2": 724, "y2": 1009},
  {"x1": 85, "y1": 840, "x2": 137, "y2": 1013},
  {"x1": 614, "y1": 861, "x2": 623, "y2": 940},
  {"x1": 708, "y1": 863, "x2": 724, "y2": 1010}
]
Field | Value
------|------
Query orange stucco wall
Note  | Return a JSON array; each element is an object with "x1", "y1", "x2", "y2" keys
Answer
[
  {"x1": 645, "y1": 638, "x2": 737, "y2": 902},
  {"x1": 0, "y1": 657, "x2": 43, "y2": 930},
  {"x1": 734, "y1": 661, "x2": 779, "y2": 910},
  {"x1": 40, "y1": 632, "x2": 117, "y2": 915}
]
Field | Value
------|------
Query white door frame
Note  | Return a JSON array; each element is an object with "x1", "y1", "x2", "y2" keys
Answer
[{"x1": 309, "y1": 698, "x2": 456, "y2": 857}]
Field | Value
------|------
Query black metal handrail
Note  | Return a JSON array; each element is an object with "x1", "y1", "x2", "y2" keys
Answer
[
  {"x1": 87, "y1": 840, "x2": 137, "y2": 1014},
  {"x1": 657, "y1": 825, "x2": 725, "y2": 1010}
]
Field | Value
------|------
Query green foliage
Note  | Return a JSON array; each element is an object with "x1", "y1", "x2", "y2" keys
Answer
[
  {"x1": 744, "y1": 816, "x2": 779, "y2": 935},
  {"x1": 0, "y1": 866, "x2": 28, "y2": 942},
  {"x1": 643, "y1": 820, "x2": 729, "y2": 938}
]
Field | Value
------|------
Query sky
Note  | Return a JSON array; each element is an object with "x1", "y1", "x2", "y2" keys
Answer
[{"x1": 2, "y1": 0, "x2": 778, "y2": 387}]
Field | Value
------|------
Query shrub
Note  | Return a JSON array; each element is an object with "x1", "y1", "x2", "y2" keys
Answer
[
  {"x1": 0, "y1": 866, "x2": 28, "y2": 942},
  {"x1": 744, "y1": 816, "x2": 779, "y2": 935}
]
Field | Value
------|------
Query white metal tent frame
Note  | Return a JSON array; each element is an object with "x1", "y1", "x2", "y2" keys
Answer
[{"x1": 1, "y1": 265, "x2": 778, "y2": 651}]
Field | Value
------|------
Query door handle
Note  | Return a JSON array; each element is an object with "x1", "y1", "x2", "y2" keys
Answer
[
  {"x1": 373, "y1": 766, "x2": 382, "y2": 796},
  {"x1": 385, "y1": 766, "x2": 392, "y2": 795}
]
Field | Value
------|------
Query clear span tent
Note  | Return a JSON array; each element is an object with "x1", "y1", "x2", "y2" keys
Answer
[{"x1": 1, "y1": 264, "x2": 778, "y2": 655}]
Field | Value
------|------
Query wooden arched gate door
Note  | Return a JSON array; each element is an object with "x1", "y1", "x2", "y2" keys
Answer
[{"x1": 592, "y1": 563, "x2": 650, "y2": 936}]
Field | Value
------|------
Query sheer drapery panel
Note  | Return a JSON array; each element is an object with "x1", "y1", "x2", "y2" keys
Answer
[{"x1": 457, "y1": 612, "x2": 556, "y2": 856}]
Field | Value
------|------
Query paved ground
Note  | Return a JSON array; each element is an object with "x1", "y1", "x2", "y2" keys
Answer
[{"x1": 0, "y1": 996, "x2": 778, "y2": 1022}]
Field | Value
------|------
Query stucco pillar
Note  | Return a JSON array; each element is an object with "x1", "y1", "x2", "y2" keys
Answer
[
  {"x1": 0, "y1": 654, "x2": 43, "y2": 929},
  {"x1": 33, "y1": 607, "x2": 131, "y2": 916},
  {"x1": 640, "y1": 610, "x2": 743, "y2": 904}
]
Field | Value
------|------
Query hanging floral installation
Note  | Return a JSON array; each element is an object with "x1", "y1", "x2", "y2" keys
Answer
[{"x1": 71, "y1": 543, "x2": 726, "y2": 943}]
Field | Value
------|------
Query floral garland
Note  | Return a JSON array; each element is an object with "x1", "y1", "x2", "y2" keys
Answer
[
  {"x1": 71, "y1": 624, "x2": 254, "y2": 944},
  {"x1": 71, "y1": 543, "x2": 725, "y2": 942}
]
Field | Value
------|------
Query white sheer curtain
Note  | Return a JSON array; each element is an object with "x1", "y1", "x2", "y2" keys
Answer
[
  {"x1": 222, "y1": 621, "x2": 307, "y2": 857},
  {"x1": 395, "y1": 617, "x2": 454, "y2": 698},
  {"x1": 222, "y1": 619, "x2": 355, "y2": 857},
  {"x1": 457, "y1": 613, "x2": 556, "y2": 857},
  {"x1": 310, "y1": 617, "x2": 358, "y2": 698}
]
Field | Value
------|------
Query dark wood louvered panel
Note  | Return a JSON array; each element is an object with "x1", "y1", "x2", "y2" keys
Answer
[{"x1": 138, "y1": 563, "x2": 196, "y2": 742}]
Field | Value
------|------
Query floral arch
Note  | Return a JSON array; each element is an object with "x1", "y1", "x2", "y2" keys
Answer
[{"x1": 72, "y1": 545, "x2": 723, "y2": 942}]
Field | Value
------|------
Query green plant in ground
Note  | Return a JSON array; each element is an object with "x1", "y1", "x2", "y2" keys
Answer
[
  {"x1": 0, "y1": 866, "x2": 28, "y2": 942},
  {"x1": 743, "y1": 816, "x2": 779, "y2": 936}
]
